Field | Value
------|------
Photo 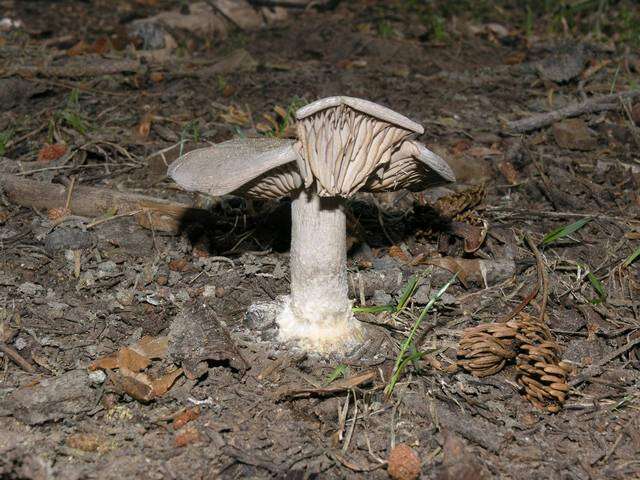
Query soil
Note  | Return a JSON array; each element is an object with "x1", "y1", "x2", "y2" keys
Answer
[{"x1": 1, "y1": 1, "x2": 639, "y2": 479}]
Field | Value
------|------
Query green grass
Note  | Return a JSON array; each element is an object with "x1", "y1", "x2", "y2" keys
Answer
[
  {"x1": 585, "y1": 268, "x2": 606, "y2": 304},
  {"x1": 58, "y1": 110, "x2": 88, "y2": 135},
  {"x1": 55, "y1": 89, "x2": 89, "y2": 135},
  {"x1": 384, "y1": 274, "x2": 457, "y2": 397},
  {"x1": 324, "y1": 364, "x2": 348, "y2": 386},
  {"x1": 622, "y1": 246, "x2": 640, "y2": 268},
  {"x1": 541, "y1": 217, "x2": 592, "y2": 247},
  {"x1": 352, "y1": 272, "x2": 421, "y2": 315},
  {"x1": 0, "y1": 128, "x2": 14, "y2": 156}
]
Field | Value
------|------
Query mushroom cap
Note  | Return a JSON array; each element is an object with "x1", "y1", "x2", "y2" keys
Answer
[
  {"x1": 168, "y1": 98, "x2": 455, "y2": 202},
  {"x1": 167, "y1": 137, "x2": 302, "y2": 198},
  {"x1": 296, "y1": 96, "x2": 424, "y2": 134},
  {"x1": 363, "y1": 140, "x2": 455, "y2": 192}
]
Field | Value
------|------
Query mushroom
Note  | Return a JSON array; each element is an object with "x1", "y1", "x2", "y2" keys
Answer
[{"x1": 168, "y1": 96, "x2": 455, "y2": 354}]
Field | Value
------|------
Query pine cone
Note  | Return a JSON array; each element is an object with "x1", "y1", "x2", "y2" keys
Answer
[
  {"x1": 457, "y1": 321, "x2": 518, "y2": 377},
  {"x1": 514, "y1": 314, "x2": 571, "y2": 413}
]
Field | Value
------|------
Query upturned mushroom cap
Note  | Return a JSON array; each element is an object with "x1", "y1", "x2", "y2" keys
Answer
[
  {"x1": 167, "y1": 137, "x2": 302, "y2": 199},
  {"x1": 294, "y1": 96, "x2": 427, "y2": 196},
  {"x1": 363, "y1": 139, "x2": 455, "y2": 192},
  {"x1": 168, "y1": 97, "x2": 455, "y2": 201}
]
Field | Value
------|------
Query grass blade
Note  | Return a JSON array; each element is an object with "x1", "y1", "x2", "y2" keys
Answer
[
  {"x1": 622, "y1": 246, "x2": 640, "y2": 268},
  {"x1": 395, "y1": 274, "x2": 420, "y2": 313},
  {"x1": 541, "y1": 217, "x2": 592, "y2": 246},
  {"x1": 586, "y1": 271, "x2": 606, "y2": 303},
  {"x1": 324, "y1": 364, "x2": 348, "y2": 386},
  {"x1": 385, "y1": 274, "x2": 457, "y2": 397},
  {"x1": 352, "y1": 304, "x2": 395, "y2": 314}
]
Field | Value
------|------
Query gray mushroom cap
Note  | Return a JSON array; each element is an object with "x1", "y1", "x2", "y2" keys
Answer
[
  {"x1": 167, "y1": 137, "x2": 301, "y2": 198},
  {"x1": 363, "y1": 140, "x2": 455, "y2": 192},
  {"x1": 167, "y1": 97, "x2": 455, "y2": 201},
  {"x1": 296, "y1": 96, "x2": 424, "y2": 134}
]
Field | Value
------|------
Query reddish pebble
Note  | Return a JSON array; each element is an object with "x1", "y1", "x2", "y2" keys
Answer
[{"x1": 387, "y1": 443, "x2": 420, "y2": 480}]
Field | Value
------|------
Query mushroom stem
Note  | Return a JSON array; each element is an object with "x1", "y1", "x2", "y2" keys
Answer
[{"x1": 277, "y1": 189, "x2": 360, "y2": 351}]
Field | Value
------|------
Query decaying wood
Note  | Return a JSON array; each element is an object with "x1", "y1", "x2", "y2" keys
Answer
[
  {"x1": 506, "y1": 90, "x2": 640, "y2": 133},
  {"x1": 0, "y1": 173, "x2": 209, "y2": 234}
]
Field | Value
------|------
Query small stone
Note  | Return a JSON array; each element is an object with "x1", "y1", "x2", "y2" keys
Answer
[
  {"x1": 372, "y1": 290, "x2": 392, "y2": 306},
  {"x1": 203, "y1": 285, "x2": 217, "y2": 298},
  {"x1": 387, "y1": 443, "x2": 420, "y2": 480},
  {"x1": 13, "y1": 337, "x2": 27, "y2": 350},
  {"x1": 553, "y1": 119, "x2": 598, "y2": 151},
  {"x1": 97, "y1": 261, "x2": 118, "y2": 277},
  {"x1": 88, "y1": 370, "x2": 107, "y2": 385},
  {"x1": 18, "y1": 282, "x2": 44, "y2": 296}
]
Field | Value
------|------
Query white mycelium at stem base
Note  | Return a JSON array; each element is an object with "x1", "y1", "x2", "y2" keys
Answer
[{"x1": 276, "y1": 188, "x2": 362, "y2": 352}]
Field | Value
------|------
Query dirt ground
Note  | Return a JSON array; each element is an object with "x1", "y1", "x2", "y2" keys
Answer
[{"x1": 1, "y1": 1, "x2": 640, "y2": 479}]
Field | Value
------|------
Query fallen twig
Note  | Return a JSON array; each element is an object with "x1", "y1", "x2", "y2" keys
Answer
[
  {"x1": 0, "y1": 172, "x2": 210, "y2": 234},
  {"x1": 486, "y1": 207, "x2": 640, "y2": 225},
  {"x1": 506, "y1": 90, "x2": 640, "y2": 133},
  {"x1": 524, "y1": 233, "x2": 548, "y2": 322},
  {"x1": 276, "y1": 369, "x2": 378, "y2": 400},
  {"x1": 569, "y1": 336, "x2": 640, "y2": 387},
  {"x1": 0, "y1": 342, "x2": 36, "y2": 373}
]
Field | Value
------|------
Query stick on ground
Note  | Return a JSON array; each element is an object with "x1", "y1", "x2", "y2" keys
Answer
[
  {"x1": 506, "y1": 90, "x2": 640, "y2": 133},
  {"x1": 0, "y1": 172, "x2": 210, "y2": 234}
]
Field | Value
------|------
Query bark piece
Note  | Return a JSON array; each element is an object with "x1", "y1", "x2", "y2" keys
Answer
[
  {"x1": 1, "y1": 370, "x2": 99, "y2": 425},
  {"x1": 1, "y1": 173, "x2": 209, "y2": 234}
]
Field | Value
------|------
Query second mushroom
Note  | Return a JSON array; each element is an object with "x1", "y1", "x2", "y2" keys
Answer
[{"x1": 169, "y1": 96, "x2": 455, "y2": 354}]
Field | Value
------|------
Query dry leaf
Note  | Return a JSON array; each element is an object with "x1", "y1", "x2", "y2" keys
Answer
[
  {"x1": 219, "y1": 105, "x2": 250, "y2": 126},
  {"x1": 133, "y1": 335, "x2": 169, "y2": 359},
  {"x1": 151, "y1": 367, "x2": 183, "y2": 397},
  {"x1": 89, "y1": 353, "x2": 119, "y2": 371},
  {"x1": 117, "y1": 347, "x2": 150, "y2": 373},
  {"x1": 449, "y1": 220, "x2": 488, "y2": 253},
  {"x1": 434, "y1": 185, "x2": 485, "y2": 219},
  {"x1": 388, "y1": 245, "x2": 410, "y2": 262},
  {"x1": 498, "y1": 161, "x2": 519, "y2": 185},
  {"x1": 117, "y1": 367, "x2": 155, "y2": 402},
  {"x1": 115, "y1": 367, "x2": 182, "y2": 402}
]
